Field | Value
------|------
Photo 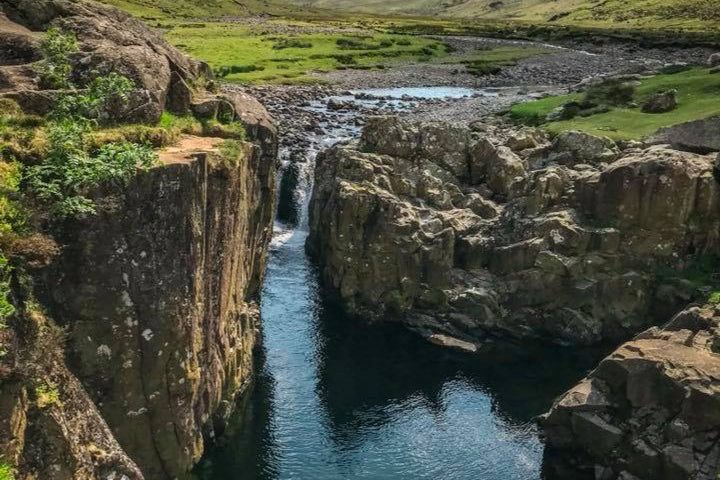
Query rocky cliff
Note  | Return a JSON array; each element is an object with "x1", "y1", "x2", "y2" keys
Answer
[
  {"x1": 0, "y1": 0, "x2": 279, "y2": 478},
  {"x1": 1, "y1": 140, "x2": 276, "y2": 480},
  {"x1": 541, "y1": 304, "x2": 720, "y2": 480},
  {"x1": 307, "y1": 117, "x2": 720, "y2": 350}
]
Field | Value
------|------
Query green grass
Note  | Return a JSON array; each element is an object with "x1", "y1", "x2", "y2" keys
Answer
[
  {"x1": 510, "y1": 68, "x2": 720, "y2": 140},
  {"x1": 278, "y1": 0, "x2": 720, "y2": 31},
  {"x1": 0, "y1": 462, "x2": 14, "y2": 480},
  {"x1": 97, "y1": 0, "x2": 308, "y2": 19},
  {"x1": 165, "y1": 25, "x2": 448, "y2": 83}
]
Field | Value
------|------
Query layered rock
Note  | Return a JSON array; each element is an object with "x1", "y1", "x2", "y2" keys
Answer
[
  {"x1": 30, "y1": 139, "x2": 275, "y2": 479},
  {"x1": 541, "y1": 304, "x2": 720, "y2": 480},
  {"x1": 308, "y1": 117, "x2": 720, "y2": 349}
]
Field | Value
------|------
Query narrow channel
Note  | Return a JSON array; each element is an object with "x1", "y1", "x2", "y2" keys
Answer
[{"x1": 197, "y1": 88, "x2": 602, "y2": 480}]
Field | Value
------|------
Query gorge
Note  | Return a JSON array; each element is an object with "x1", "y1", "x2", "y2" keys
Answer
[{"x1": 0, "y1": 1, "x2": 719, "y2": 480}]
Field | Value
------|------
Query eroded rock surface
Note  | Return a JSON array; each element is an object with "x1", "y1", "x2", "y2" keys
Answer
[
  {"x1": 308, "y1": 117, "x2": 720, "y2": 349},
  {"x1": 541, "y1": 304, "x2": 720, "y2": 480},
  {"x1": 36, "y1": 143, "x2": 275, "y2": 479}
]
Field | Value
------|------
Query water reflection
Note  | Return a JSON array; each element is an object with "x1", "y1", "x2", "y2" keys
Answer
[
  {"x1": 197, "y1": 86, "x2": 605, "y2": 480},
  {"x1": 196, "y1": 214, "x2": 602, "y2": 480}
]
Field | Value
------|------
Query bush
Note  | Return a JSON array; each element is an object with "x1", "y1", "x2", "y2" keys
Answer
[
  {"x1": 34, "y1": 28, "x2": 78, "y2": 89},
  {"x1": 584, "y1": 78, "x2": 636, "y2": 106},
  {"x1": 336, "y1": 38, "x2": 381, "y2": 50},
  {"x1": 0, "y1": 254, "x2": 15, "y2": 325},
  {"x1": 24, "y1": 121, "x2": 156, "y2": 218},
  {"x1": 0, "y1": 462, "x2": 15, "y2": 480},
  {"x1": 52, "y1": 73, "x2": 133, "y2": 124},
  {"x1": 273, "y1": 38, "x2": 313, "y2": 50},
  {"x1": 215, "y1": 64, "x2": 264, "y2": 78}
]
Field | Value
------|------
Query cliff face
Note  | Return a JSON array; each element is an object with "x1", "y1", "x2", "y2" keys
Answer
[
  {"x1": 308, "y1": 117, "x2": 720, "y2": 349},
  {"x1": 37, "y1": 142, "x2": 275, "y2": 479},
  {"x1": 541, "y1": 304, "x2": 720, "y2": 480},
  {"x1": 0, "y1": 1, "x2": 279, "y2": 477},
  {"x1": 0, "y1": 301, "x2": 144, "y2": 480}
]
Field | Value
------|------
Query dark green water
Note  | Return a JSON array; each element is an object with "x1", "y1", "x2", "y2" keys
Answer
[{"x1": 197, "y1": 87, "x2": 602, "y2": 480}]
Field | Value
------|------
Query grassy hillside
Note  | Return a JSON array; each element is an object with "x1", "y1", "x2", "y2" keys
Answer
[
  {"x1": 286, "y1": 0, "x2": 720, "y2": 31},
  {"x1": 510, "y1": 67, "x2": 720, "y2": 140},
  {"x1": 98, "y1": 0, "x2": 308, "y2": 18}
]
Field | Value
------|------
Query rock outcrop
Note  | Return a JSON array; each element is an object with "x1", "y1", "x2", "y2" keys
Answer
[
  {"x1": 541, "y1": 304, "x2": 720, "y2": 480},
  {"x1": 653, "y1": 115, "x2": 720, "y2": 154},
  {"x1": 0, "y1": 301, "x2": 144, "y2": 480},
  {"x1": 34, "y1": 139, "x2": 274, "y2": 480},
  {"x1": 0, "y1": 0, "x2": 214, "y2": 123},
  {"x1": 0, "y1": 1, "x2": 280, "y2": 478},
  {"x1": 308, "y1": 117, "x2": 720, "y2": 350}
]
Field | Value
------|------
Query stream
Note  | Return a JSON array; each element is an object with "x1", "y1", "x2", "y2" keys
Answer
[{"x1": 197, "y1": 87, "x2": 602, "y2": 480}]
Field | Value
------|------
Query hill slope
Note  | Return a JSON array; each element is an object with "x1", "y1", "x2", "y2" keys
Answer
[
  {"x1": 97, "y1": 0, "x2": 307, "y2": 18},
  {"x1": 286, "y1": 0, "x2": 720, "y2": 30}
]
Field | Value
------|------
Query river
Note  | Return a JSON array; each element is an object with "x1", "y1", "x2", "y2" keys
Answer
[{"x1": 197, "y1": 87, "x2": 602, "y2": 480}]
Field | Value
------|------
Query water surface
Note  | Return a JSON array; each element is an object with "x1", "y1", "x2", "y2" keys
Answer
[{"x1": 198, "y1": 88, "x2": 600, "y2": 480}]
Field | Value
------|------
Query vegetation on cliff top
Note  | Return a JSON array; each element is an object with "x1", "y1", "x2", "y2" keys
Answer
[{"x1": 509, "y1": 67, "x2": 720, "y2": 140}]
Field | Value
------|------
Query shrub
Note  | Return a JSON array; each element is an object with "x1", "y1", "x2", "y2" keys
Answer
[
  {"x1": 584, "y1": 78, "x2": 636, "y2": 106},
  {"x1": 0, "y1": 253, "x2": 14, "y2": 325},
  {"x1": 273, "y1": 38, "x2": 313, "y2": 50},
  {"x1": 336, "y1": 38, "x2": 381, "y2": 50},
  {"x1": 24, "y1": 121, "x2": 156, "y2": 218},
  {"x1": 0, "y1": 461, "x2": 14, "y2": 480},
  {"x1": 215, "y1": 64, "x2": 264, "y2": 78},
  {"x1": 34, "y1": 28, "x2": 78, "y2": 89},
  {"x1": 52, "y1": 73, "x2": 133, "y2": 124}
]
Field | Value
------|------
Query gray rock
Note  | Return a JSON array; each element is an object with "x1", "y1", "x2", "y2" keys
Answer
[
  {"x1": 708, "y1": 53, "x2": 720, "y2": 67},
  {"x1": 641, "y1": 89, "x2": 677, "y2": 113},
  {"x1": 653, "y1": 115, "x2": 720, "y2": 153},
  {"x1": 548, "y1": 130, "x2": 620, "y2": 165}
]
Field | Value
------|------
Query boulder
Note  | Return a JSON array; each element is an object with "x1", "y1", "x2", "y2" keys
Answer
[
  {"x1": 653, "y1": 115, "x2": 720, "y2": 153},
  {"x1": 0, "y1": 0, "x2": 208, "y2": 122},
  {"x1": 541, "y1": 304, "x2": 720, "y2": 480},
  {"x1": 641, "y1": 89, "x2": 677, "y2": 113},
  {"x1": 708, "y1": 53, "x2": 720, "y2": 67},
  {"x1": 548, "y1": 130, "x2": 620, "y2": 165},
  {"x1": 505, "y1": 127, "x2": 547, "y2": 152},
  {"x1": 362, "y1": 116, "x2": 472, "y2": 180}
]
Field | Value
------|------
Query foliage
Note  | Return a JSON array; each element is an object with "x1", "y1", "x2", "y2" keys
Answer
[
  {"x1": 25, "y1": 120, "x2": 155, "y2": 218},
  {"x1": 273, "y1": 38, "x2": 313, "y2": 49},
  {"x1": 20, "y1": 30, "x2": 158, "y2": 219},
  {"x1": 53, "y1": 73, "x2": 134, "y2": 124},
  {"x1": 218, "y1": 139, "x2": 244, "y2": 161},
  {"x1": 584, "y1": 77, "x2": 637, "y2": 107},
  {"x1": 34, "y1": 28, "x2": 78, "y2": 89},
  {"x1": 0, "y1": 253, "x2": 15, "y2": 325},
  {"x1": 0, "y1": 161, "x2": 23, "y2": 236},
  {"x1": 35, "y1": 381, "x2": 61, "y2": 408},
  {"x1": 0, "y1": 462, "x2": 14, "y2": 480}
]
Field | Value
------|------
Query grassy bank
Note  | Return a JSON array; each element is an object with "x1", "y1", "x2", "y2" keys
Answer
[
  {"x1": 165, "y1": 24, "x2": 449, "y2": 83},
  {"x1": 509, "y1": 68, "x2": 720, "y2": 141}
]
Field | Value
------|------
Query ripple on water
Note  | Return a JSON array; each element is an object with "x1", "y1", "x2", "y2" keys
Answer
[{"x1": 196, "y1": 87, "x2": 602, "y2": 480}]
